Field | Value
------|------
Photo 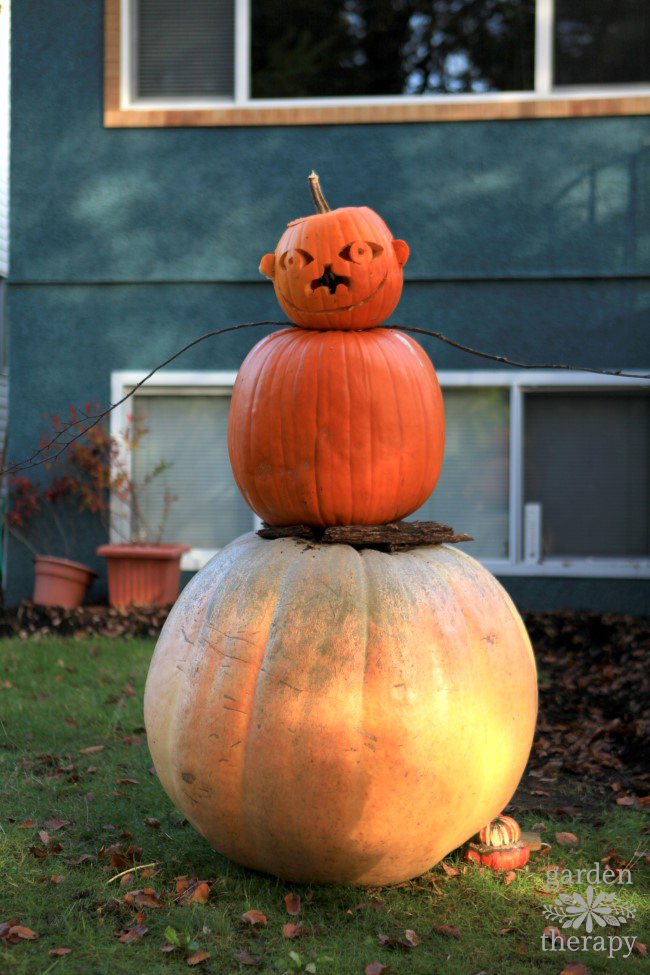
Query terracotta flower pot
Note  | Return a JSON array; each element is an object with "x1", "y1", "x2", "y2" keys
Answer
[
  {"x1": 97, "y1": 543, "x2": 191, "y2": 609},
  {"x1": 33, "y1": 556, "x2": 97, "y2": 609}
]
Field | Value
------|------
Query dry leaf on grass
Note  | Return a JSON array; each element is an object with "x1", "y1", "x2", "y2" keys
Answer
[
  {"x1": 79, "y1": 745, "x2": 105, "y2": 754},
  {"x1": 241, "y1": 910, "x2": 267, "y2": 926},
  {"x1": 560, "y1": 963, "x2": 589, "y2": 975},
  {"x1": 282, "y1": 922, "x2": 303, "y2": 939},
  {"x1": 7, "y1": 925, "x2": 39, "y2": 941},
  {"x1": 440, "y1": 861, "x2": 459, "y2": 878},
  {"x1": 116, "y1": 778, "x2": 140, "y2": 786},
  {"x1": 542, "y1": 925, "x2": 567, "y2": 947},
  {"x1": 234, "y1": 948, "x2": 262, "y2": 966},
  {"x1": 365, "y1": 963, "x2": 390, "y2": 975},
  {"x1": 144, "y1": 817, "x2": 160, "y2": 828},
  {"x1": 116, "y1": 923, "x2": 149, "y2": 943},
  {"x1": 284, "y1": 892, "x2": 301, "y2": 915},
  {"x1": 555, "y1": 832, "x2": 579, "y2": 847},
  {"x1": 43, "y1": 818, "x2": 70, "y2": 831},
  {"x1": 431, "y1": 924, "x2": 460, "y2": 939},
  {"x1": 17, "y1": 819, "x2": 36, "y2": 829},
  {"x1": 634, "y1": 943, "x2": 647, "y2": 957},
  {"x1": 504, "y1": 871, "x2": 516, "y2": 886},
  {"x1": 186, "y1": 951, "x2": 210, "y2": 966},
  {"x1": 48, "y1": 947, "x2": 72, "y2": 956},
  {"x1": 176, "y1": 880, "x2": 211, "y2": 905}
]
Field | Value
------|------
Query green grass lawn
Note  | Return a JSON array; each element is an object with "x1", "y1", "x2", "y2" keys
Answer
[{"x1": 0, "y1": 637, "x2": 647, "y2": 975}]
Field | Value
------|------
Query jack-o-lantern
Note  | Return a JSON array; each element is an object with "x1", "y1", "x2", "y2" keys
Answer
[{"x1": 260, "y1": 172, "x2": 409, "y2": 330}]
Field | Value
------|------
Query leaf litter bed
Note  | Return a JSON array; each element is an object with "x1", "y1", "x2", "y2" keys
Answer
[{"x1": 0, "y1": 614, "x2": 647, "y2": 973}]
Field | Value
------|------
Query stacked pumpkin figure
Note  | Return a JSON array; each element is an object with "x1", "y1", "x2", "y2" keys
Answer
[{"x1": 144, "y1": 175, "x2": 538, "y2": 885}]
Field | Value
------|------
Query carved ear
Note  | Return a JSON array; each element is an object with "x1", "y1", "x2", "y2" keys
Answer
[
  {"x1": 392, "y1": 239, "x2": 410, "y2": 267},
  {"x1": 259, "y1": 253, "x2": 276, "y2": 279}
]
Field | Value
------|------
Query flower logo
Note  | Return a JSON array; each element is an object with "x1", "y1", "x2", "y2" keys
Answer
[{"x1": 543, "y1": 886, "x2": 636, "y2": 931}]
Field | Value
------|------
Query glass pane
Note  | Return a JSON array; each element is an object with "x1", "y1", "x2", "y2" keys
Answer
[
  {"x1": 137, "y1": 0, "x2": 235, "y2": 97},
  {"x1": 407, "y1": 388, "x2": 510, "y2": 559},
  {"x1": 554, "y1": 0, "x2": 650, "y2": 86},
  {"x1": 524, "y1": 392, "x2": 650, "y2": 557},
  {"x1": 131, "y1": 395, "x2": 253, "y2": 548},
  {"x1": 251, "y1": 1, "x2": 535, "y2": 98}
]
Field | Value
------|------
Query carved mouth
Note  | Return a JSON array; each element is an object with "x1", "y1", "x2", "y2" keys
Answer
[{"x1": 279, "y1": 272, "x2": 387, "y2": 314}]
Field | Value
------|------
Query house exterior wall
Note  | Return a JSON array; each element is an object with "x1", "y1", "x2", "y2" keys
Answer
[{"x1": 6, "y1": 0, "x2": 650, "y2": 611}]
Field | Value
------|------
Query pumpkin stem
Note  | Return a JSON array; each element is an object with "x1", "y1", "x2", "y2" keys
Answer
[{"x1": 308, "y1": 171, "x2": 331, "y2": 213}]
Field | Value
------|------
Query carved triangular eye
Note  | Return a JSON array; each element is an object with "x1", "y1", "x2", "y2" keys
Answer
[
  {"x1": 339, "y1": 241, "x2": 383, "y2": 264},
  {"x1": 279, "y1": 248, "x2": 314, "y2": 270}
]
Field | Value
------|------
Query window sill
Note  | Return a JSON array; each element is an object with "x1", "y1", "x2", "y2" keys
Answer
[
  {"x1": 485, "y1": 559, "x2": 650, "y2": 579},
  {"x1": 104, "y1": 90, "x2": 650, "y2": 128}
]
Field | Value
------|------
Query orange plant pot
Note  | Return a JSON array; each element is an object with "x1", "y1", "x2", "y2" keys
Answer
[
  {"x1": 33, "y1": 556, "x2": 97, "y2": 609},
  {"x1": 97, "y1": 544, "x2": 191, "y2": 609}
]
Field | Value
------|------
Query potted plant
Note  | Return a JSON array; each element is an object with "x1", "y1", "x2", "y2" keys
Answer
[
  {"x1": 79, "y1": 415, "x2": 190, "y2": 609},
  {"x1": 5, "y1": 472, "x2": 97, "y2": 610}
]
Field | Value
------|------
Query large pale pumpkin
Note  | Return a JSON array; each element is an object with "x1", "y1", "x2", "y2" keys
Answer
[
  {"x1": 144, "y1": 533, "x2": 537, "y2": 885},
  {"x1": 228, "y1": 327, "x2": 445, "y2": 527}
]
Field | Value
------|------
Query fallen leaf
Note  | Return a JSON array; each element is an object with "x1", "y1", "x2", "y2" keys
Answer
[
  {"x1": 43, "y1": 818, "x2": 70, "y2": 831},
  {"x1": 187, "y1": 951, "x2": 211, "y2": 966},
  {"x1": 28, "y1": 845, "x2": 48, "y2": 859},
  {"x1": 178, "y1": 881, "x2": 211, "y2": 905},
  {"x1": 282, "y1": 922, "x2": 303, "y2": 939},
  {"x1": 440, "y1": 861, "x2": 459, "y2": 878},
  {"x1": 8, "y1": 925, "x2": 39, "y2": 940},
  {"x1": 634, "y1": 943, "x2": 647, "y2": 957},
  {"x1": 38, "y1": 831, "x2": 51, "y2": 846},
  {"x1": 144, "y1": 817, "x2": 160, "y2": 828},
  {"x1": 543, "y1": 925, "x2": 567, "y2": 947},
  {"x1": 234, "y1": 948, "x2": 262, "y2": 966},
  {"x1": 116, "y1": 778, "x2": 140, "y2": 786},
  {"x1": 120, "y1": 873, "x2": 134, "y2": 887},
  {"x1": 79, "y1": 745, "x2": 105, "y2": 754},
  {"x1": 560, "y1": 964, "x2": 589, "y2": 975},
  {"x1": 284, "y1": 892, "x2": 301, "y2": 915},
  {"x1": 17, "y1": 819, "x2": 36, "y2": 829},
  {"x1": 504, "y1": 871, "x2": 516, "y2": 886},
  {"x1": 65, "y1": 716, "x2": 77, "y2": 726},
  {"x1": 616, "y1": 796, "x2": 635, "y2": 807},
  {"x1": 124, "y1": 888, "x2": 164, "y2": 910},
  {"x1": 499, "y1": 927, "x2": 515, "y2": 935},
  {"x1": 403, "y1": 930, "x2": 419, "y2": 947},
  {"x1": 532, "y1": 822, "x2": 546, "y2": 831},
  {"x1": 241, "y1": 910, "x2": 267, "y2": 926},
  {"x1": 116, "y1": 923, "x2": 148, "y2": 943},
  {"x1": 365, "y1": 964, "x2": 390, "y2": 975},
  {"x1": 48, "y1": 947, "x2": 72, "y2": 956},
  {"x1": 160, "y1": 944, "x2": 178, "y2": 953},
  {"x1": 431, "y1": 924, "x2": 460, "y2": 939},
  {"x1": 555, "y1": 832, "x2": 579, "y2": 847},
  {"x1": 65, "y1": 854, "x2": 94, "y2": 865},
  {"x1": 45, "y1": 875, "x2": 65, "y2": 885}
]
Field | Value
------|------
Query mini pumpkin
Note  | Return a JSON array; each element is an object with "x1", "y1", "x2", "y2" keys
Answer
[
  {"x1": 260, "y1": 172, "x2": 409, "y2": 330},
  {"x1": 464, "y1": 842, "x2": 531, "y2": 871},
  {"x1": 477, "y1": 814, "x2": 521, "y2": 847}
]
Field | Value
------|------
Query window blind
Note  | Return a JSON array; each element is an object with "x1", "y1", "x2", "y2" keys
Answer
[
  {"x1": 408, "y1": 388, "x2": 510, "y2": 559},
  {"x1": 136, "y1": 0, "x2": 235, "y2": 98},
  {"x1": 131, "y1": 395, "x2": 253, "y2": 548},
  {"x1": 524, "y1": 392, "x2": 650, "y2": 558}
]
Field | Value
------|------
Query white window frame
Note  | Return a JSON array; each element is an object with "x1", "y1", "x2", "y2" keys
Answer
[
  {"x1": 111, "y1": 367, "x2": 650, "y2": 579},
  {"x1": 119, "y1": 0, "x2": 650, "y2": 113}
]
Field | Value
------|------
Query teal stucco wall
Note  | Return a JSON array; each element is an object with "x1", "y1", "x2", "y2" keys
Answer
[{"x1": 6, "y1": 0, "x2": 650, "y2": 611}]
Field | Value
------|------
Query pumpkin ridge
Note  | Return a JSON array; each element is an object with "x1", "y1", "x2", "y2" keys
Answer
[{"x1": 375, "y1": 328, "x2": 405, "y2": 521}]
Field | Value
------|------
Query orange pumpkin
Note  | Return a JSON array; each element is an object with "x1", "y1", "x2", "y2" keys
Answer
[
  {"x1": 260, "y1": 173, "x2": 409, "y2": 330},
  {"x1": 227, "y1": 327, "x2": 444, "y2": 527},
  {"x1": 144, "y1": 534, "x2": 538, "y2": 885}
]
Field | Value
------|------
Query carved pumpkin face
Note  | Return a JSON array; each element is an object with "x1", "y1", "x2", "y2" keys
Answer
[{"x1": 260, "y1": 206, "x2": 409, "y2": 330}]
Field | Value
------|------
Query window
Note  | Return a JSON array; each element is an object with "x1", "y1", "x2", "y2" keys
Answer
[
  {"x1": 111, "y1": 369, "x2": 650, "y2": 578},
  {"x1": 105, "y1": 0, "x2": 650, "y2": 125}
]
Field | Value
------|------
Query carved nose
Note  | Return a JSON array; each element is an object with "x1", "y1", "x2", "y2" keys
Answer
[{"x1": 311, "y1": 265, "x2": 350, "y2": 295}]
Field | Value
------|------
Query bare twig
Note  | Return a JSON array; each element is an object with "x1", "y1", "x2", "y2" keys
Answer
[{"x1": 2, "y1": 319, "x2": 647, "y2": 479}]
